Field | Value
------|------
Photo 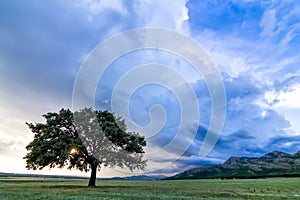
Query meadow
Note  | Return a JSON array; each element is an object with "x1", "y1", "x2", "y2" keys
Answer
[{"x1": 0, "y1": 177, "x2": 299, "y2": 199}]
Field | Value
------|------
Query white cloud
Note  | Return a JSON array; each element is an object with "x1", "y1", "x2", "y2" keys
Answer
[
  {"x1": 186, "y1": 0, "x2": 300, "y2": 159},
  {"x1": 259, "y1": 9, "x2": 276, "y2": 37},
  {"x1": 75, "y1": 0, "x2": 127, "y2": 16},
  {"x1": 194, "y1": 31, "x2": 262, "y2": 80},
  {"x1": 275, "y1": 84, "x2": 300, "y2": 109},
  {"x1": 134, "y1": 0, "x2": 189, "y2": 33}
]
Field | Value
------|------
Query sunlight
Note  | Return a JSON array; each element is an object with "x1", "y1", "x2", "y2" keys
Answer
[{"x1": 70, "y1": 148, "x2": 78, "y2": 155}]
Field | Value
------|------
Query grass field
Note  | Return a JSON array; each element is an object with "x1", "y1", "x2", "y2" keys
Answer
[{"x1": 0, "y1": 177, "x2": 299, "y2": 199}]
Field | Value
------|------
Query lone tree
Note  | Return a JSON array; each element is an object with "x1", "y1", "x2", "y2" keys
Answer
[{"x1": 24, "y1": 108, "x2": 147, "y2": 186}]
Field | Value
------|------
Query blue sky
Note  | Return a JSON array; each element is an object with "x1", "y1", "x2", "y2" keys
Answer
[{"x1": 0, "y1": 0, "x2": 300, "y2": 177}]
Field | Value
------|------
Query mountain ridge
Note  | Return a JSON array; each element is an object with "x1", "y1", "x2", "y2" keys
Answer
[{"x1": 167, "y1": 150, "x2": 300, "y2": 180}]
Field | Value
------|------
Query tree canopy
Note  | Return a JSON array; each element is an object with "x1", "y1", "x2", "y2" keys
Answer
[{"x1": 24, "y1": 108, "x2": 147, "y2": 186}]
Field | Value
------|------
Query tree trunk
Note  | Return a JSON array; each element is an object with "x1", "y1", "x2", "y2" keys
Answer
[{"x1": 88, "y1": 165, "x2": 97, "y2": 187}]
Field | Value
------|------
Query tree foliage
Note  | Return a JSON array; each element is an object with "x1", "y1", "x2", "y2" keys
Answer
[{"x1": 24, "y1": 108, "x2": 147, "y2": 186}]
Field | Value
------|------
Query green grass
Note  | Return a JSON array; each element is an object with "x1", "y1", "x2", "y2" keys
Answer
[{"x1": 0, "y1": 177, "x2": 299, "y2": 199}]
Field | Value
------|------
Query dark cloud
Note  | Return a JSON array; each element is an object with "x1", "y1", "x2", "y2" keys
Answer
[
  {"x1": 0, "y1": 0, "x2": 143, "y2": 105},
  {"x1": 169, "y1": 70, "x2": 296, "y2": 167},
  {"x1": 224, "y1": 75, "x2": 263, "y2": 100},
  {"x1": 182, "y1": 126, "x2": 207, "y2": 157},
  {"x1": 265, "y1": 135, "x2": 300, "y2": 154},
  {"x1": 214, "y1": 131, "x2": 263, "y2": 156},
  {"x1": 274, "y1": 75, "x2": 300, "y2": 92}
]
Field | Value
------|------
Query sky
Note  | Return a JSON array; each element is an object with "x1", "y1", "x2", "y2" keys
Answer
[{"x1": 0, "y1": 0, "x2": 300, "y2": 178}]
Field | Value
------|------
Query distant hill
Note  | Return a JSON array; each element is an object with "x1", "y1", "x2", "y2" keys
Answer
[
  {"x1": 0, "y1": 172, "x2": 165, "y2": 180},
  {"x1": 167, "y1": 150, "x2": 300, "y2": 180},
  {"x1": 0, "y1": 172, "x2": 88, "y2": 179},
  {"x1": 100, "y1": 175, "x2": 167, "y2": 180}
]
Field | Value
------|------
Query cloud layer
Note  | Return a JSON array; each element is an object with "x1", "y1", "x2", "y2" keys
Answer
[{"x1": 0, "y1": 0, "x2": 299, "y2": 176}]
